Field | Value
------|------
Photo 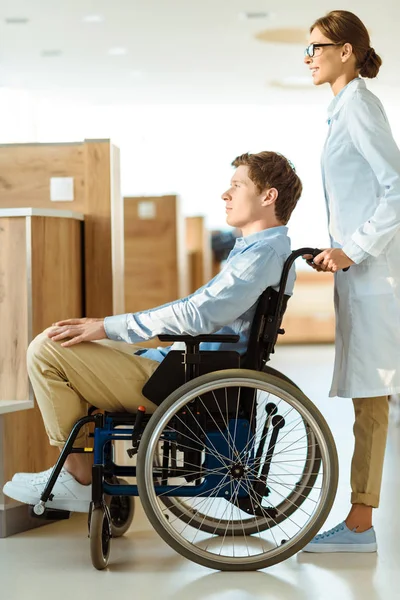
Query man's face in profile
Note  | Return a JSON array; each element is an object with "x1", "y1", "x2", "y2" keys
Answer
[{"x1": 221, "y1": 165, "x2": 265, "y2": 230}]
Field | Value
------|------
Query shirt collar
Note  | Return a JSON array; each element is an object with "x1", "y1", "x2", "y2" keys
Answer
[
  {"x1": 236, "y1": 226, "x2": 288, "y2": 247},
  {"x1": 327, "y1": 77, "x2": 366, "y2": 122}
]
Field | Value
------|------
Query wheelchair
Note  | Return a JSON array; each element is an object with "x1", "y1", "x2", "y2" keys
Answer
[{"x1": 31, "y1": 247, "x2": 338, "y2": 572}]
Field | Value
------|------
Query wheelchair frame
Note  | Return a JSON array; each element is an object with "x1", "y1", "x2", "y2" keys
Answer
[{"x1": 30, "y1": 247, "x2": 339, "y2": 571}]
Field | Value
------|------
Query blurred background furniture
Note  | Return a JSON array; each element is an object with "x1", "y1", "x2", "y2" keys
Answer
[
  {"x1": 0, "y1": 139, "x2": 124, "y2": 317},
  {"x1": 0, "y1": 208, "x2": 83, "y2": 537}
]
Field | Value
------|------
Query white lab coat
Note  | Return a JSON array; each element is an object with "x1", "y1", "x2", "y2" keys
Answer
[{"x1": 321, "y1": 77, "x2": 400, "y2": 398}]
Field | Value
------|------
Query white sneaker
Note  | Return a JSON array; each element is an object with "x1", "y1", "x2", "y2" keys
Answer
[
  {"x1": 3, "y1": 469, "x2": 91, "y2": 513},
  {"x1": 12, "y1": 466, "x2": 64, "y2": 483}
]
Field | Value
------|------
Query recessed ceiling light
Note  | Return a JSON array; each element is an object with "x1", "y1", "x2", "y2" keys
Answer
[
  {"x1": 108, "y1": 47, "x2": 127, "y2": 56},
  {"x1": 5, "y1": 17, "x2": 30, "y2": 24},
  {"x1": 41, "y1": 49, "x2": 63, "y2": 57},
  {"x1": 83, "y1": 15, "x2": 104, "y2": 23},
  {"x1": 239, "y1": 11, "x2": 270, "y2": 20}
]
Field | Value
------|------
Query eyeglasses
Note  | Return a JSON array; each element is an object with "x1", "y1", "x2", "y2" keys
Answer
[{"x1": 304, "y1": 43, "x2": 342, "y2": 58}]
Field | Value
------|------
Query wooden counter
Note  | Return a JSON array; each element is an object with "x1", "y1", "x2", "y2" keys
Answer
[{"x1": 0, "y1": 208, "x2": 84, "y2": 537}]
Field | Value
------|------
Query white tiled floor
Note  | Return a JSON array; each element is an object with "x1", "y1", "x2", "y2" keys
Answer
[{"x1": 1, "y1": 345, "x2": 400, "y2": 600}]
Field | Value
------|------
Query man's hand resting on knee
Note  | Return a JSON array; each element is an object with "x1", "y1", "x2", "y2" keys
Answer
[{"x1": 46, "y1": 318, "x2": 107, "y2": 347}]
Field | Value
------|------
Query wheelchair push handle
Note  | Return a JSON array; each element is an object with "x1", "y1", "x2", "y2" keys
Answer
[
  {"x1": 303, "y1": 247, "x2": 323, "y2": 267},
  {"x1": 304, "y1": 247, "x2": 350, "y2": 272},
  {"x1": 312, "y1": 247, "x2": 323, "y2": 259}
]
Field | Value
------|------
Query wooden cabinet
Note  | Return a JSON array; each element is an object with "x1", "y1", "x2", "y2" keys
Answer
[
  {"x1": 185, "y1": 216, "x2": 212, "y2": 294},
  {"x1": 0, "y1": 209, "x2": 83, "y2": 537},
  {"x1": 0, "y1": 140, "x2": 124, "y2": 318},
  {"x1": 124, "y1": 195, "x2": 188, "y2": 311}
]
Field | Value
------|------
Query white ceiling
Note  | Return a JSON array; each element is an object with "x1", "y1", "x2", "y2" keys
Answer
[{"x1": 1, "y1": 0, "x2": 400, "y2": 105}]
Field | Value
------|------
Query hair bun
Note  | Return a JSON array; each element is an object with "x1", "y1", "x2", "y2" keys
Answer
[
  {"x1": 365, "y1": 47, "x2": 375, "y2": 62},
  {"x1": 360, "y1": 46, "x2": 381, "y2": 78}
]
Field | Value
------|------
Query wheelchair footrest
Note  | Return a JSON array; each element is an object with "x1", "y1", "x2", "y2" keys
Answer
[{"x1": 29, "y1": 506, "x2": 71, "y2": 521}]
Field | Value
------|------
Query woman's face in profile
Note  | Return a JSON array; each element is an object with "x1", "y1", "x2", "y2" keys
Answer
[{"x1": 304, "y1": 27, "x2": 343, "y2": 86}]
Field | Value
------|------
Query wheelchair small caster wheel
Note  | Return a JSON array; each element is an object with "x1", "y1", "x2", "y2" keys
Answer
[
  {"x1": 105, "y1": 478, "x2": 135, "y2": 538},
  {"x1": 90, "y1": 507, "x2": 111, "y2": 570},
  {"x1": 33, "y1": 502, "x2": 45, "y2": 516}
]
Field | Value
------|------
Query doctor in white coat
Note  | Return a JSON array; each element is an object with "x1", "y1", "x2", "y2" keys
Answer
[{"x1": 302, "y1": 10, "x2": 400, "y2": 553}]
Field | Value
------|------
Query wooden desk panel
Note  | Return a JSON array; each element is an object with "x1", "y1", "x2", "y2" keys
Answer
[
  {"x1": 0, "y1": 140, "x2": 124, "y2": 318},
  {"x1": 0, "y1": 143, "x2": 85, "y2": 210},
  {"x1": 124, "y1": 195, "x2": 188, "y2": 314},
  {"x1": 31, "y1": 216, "x2": 83, "y2": 331},
  {"x1": 0, "y1": 212, "x2": 83, "y2": 496},
  {"x1": 185, "y1": 216, "x2": 212, "y2": 293},
  {"x1": 0, "y1": 217, "x2": 29, "y2": 402}
]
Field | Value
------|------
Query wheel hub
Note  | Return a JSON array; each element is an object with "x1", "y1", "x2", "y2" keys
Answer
[{"x1": 229, "y1": 463, "x2": 245, "y2": 480}]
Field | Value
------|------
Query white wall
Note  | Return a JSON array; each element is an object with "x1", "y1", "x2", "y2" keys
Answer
[{"x1": 1, "y1": 88, "x2": 400, "y2": 254}]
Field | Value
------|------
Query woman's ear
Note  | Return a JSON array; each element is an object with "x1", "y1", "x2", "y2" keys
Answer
[
  {"x1": 261, "y1": 187, "x2": 278, "y2": 206},
  {"x1": 341, "y1": 42, "x2": 353, "y2": 63}
]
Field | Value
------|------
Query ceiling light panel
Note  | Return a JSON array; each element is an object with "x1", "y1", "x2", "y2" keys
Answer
[
  {"x1": 83, "y1": 15, "x2": 104, "y2": 23},
  {"x1": 239, "y1": 11, "x2": 270, "y2": 20},
  {"x1": 108, "y1": 47, "x2": 128, "y2": 56},
  {"x1": 41, "y1": 49, "x2": 63, "y2": 57},
  {"x1": 5, "y1": 17, "x2": 30, "y2": 24}
]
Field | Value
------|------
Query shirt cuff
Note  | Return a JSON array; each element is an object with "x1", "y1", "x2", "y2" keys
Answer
[
  {"x1": 342, "y1": 239, "x2": 371, "y2": 265},
  {"x1": 103, "y1": 315, "x2": 128, "y2": 342}
]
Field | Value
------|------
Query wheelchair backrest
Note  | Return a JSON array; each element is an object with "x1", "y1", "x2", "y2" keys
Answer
[{"x1": 241, "y1": 287, "x2": 290, "y2": 371}]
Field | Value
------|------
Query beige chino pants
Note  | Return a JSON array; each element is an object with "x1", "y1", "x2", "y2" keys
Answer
[
  {"x1": 27, "y1": 333, "x2": 159, "y2": 448},
  {"x1": 350, "y1": 396, "x2": 389, "y2": 508}
]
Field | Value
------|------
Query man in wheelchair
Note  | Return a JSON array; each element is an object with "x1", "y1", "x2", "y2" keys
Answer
[{"x1": 3, "y1": 151, "x2": 302, "y2": 515}]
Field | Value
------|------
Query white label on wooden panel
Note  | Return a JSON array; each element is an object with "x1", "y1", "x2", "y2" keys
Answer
[
  {"x1": 138, "y1": 201, "x2": 156, "y2": 219},
  {"x1": 50, "y1": 177, "x2": 74, "y2": 202}
]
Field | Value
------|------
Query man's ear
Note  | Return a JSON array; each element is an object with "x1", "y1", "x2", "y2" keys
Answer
[{"x1": 261, "y1": 187, "x2": 278, "y2": 206}]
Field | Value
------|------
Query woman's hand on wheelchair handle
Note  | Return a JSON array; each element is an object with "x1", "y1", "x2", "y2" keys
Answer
[
  {"x1": 302, "y1": 254, "x2": 326, "y2": 272},
  {"x1": 303, "y1": 248, "x2": 354, "y2": 273},
  {"x1": 46, "y1": 318, "x2": 107, "y2": 347}
]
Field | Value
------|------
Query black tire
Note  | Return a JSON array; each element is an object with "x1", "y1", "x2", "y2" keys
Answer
[
  {"x1": 90, "y1": 506, "x2": 111, "y2": 570},
  {"x1": 262, "y1": 365, "x2": 301, "y2": 390},
  {"x1": 137, "y1": 369, "x2": 338, "y2": 571},
  {"x1": 105, "y1": 478, "x2": 135, "y2": 537}
]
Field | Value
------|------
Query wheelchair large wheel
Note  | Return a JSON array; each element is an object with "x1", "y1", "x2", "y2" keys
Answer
[
  {"x1": 137, "y1": 369, "x2": 338, "y2": 571},
  {"x1": 160, "y1": 365, "x2": 317, "y2": 535},
  {"x1": 159, "y1": 426, "x2": 320, "y2": 536},
  {"x1": 105, "y1": 478, "x2": 135, "y2": 537},
  {"x1": 262, "y1": 364, "x2": 301, "y2": 390}
]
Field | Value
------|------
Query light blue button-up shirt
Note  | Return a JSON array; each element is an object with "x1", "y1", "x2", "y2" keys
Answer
[{"x1": 104, "y1": 226, "x2": 295, "y2": 362}]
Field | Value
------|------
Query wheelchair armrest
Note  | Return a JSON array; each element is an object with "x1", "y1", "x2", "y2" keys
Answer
[{"x1": 158, "y1": 334, "x2": 240, "y2": 343}]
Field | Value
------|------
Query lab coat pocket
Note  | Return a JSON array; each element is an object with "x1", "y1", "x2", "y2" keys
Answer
[{"x1": 351, "y1": 256, "x2": 394, "y2": 297}]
